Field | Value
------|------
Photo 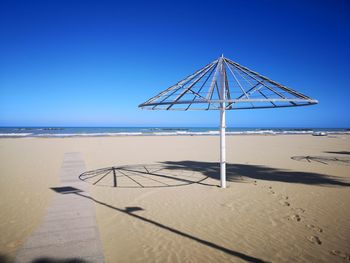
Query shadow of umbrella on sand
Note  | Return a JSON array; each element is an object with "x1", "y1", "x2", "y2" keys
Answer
[{"x1": 139, "y1": 55, "x2": 318, "y2": 188}]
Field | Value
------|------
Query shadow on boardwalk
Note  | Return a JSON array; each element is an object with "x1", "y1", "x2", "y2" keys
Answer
[{"x1": 0, "y1": 253, "x2": 87, "y2": 263}]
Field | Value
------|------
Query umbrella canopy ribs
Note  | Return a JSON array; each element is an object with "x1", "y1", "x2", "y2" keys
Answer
[{"x1": 139, "y1": 55, "x2": 318, "y2": 188}]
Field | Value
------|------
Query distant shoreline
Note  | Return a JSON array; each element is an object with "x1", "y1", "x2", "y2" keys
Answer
[
  {"x1": 0, "y1": 127, "x2": 349, "y2": 138},
  {"x1": 1, "y1": 133, "x2": 350, "y2": 139}
]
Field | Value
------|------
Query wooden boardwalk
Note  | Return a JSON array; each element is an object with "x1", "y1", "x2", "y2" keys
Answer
[{"x1": 16, "y1": 152, "x2": 104, "y2": 263}]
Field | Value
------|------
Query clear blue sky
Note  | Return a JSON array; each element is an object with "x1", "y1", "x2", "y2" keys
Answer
[{"x1": 1, "y1": 0, "x2": 349, "y2": 127}]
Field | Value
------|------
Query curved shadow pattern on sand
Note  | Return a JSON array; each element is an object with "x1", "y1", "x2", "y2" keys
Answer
[
  {"x1": 291, "y1": 155, "x2": 350, "y2": 166},
  {"x1": 324, "y1": 151, "x2": 350, "y2": 155},
  {"x1": 50, "y1": 187, "x2": 267, "y2": 263},
  {"x1": 79, "y1": 164, "x2": 210, "y2": 188},
  {"x1": 160, "y1": 161, "x2": 350, "y2": 187}
]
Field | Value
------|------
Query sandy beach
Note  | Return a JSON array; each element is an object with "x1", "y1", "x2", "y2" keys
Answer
[{"x1": 1, "y1": 134, "x2": 350, "y2": 262}]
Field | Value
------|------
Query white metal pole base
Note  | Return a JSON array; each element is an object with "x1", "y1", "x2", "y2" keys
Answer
[{"x1": 220, "y1": 106, "x2": 226, "y2": 188}]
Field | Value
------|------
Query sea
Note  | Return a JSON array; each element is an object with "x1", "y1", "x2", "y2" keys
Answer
[{"x1": 0, "y1": 127, "x2": 349, "y2": 138}]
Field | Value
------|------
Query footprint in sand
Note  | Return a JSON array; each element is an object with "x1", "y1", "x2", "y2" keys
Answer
[
  {"x1": 266, "y1": 187, "x2": 292, "y2": 207},
  {"x1": 306, "y1": 224, "x2": 323, "y2": 233},
  {"x1": 267, "y1": 186, "x2": 275, "y2": 194},
  {"x1": 287, "y1": 214, "x2": 301, "y2": 222},
  {"x1": 280, "y1": 201, "x2": 290, "y2": 207},
  {"x1": 330, "y1": 250, "x2": 350, "y2": 260},
  {"x1": 278, "y1": 194, "x2": 289, "y2": 200},
  {"x1": 307, "y1": 235, "x2": 322, "y2": 245},
  {"x1": 292, "y1": 207, "x2": 306, "y2": 213}
]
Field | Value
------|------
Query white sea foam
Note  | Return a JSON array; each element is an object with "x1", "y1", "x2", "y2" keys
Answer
[
  {"x1": 281, "y1": 130, "x2": 313, "y2": 134},
  {"x1": 0, "y1": 133, "x2": 33, "y2": 137},
  {"x1": 1, "y1": 130, "x2": 349, "y2": 138},
  {"x1": 35, "y1": 132, "x2": 143, "y2": 137},
  {"x1": 152, "y1": 132, "x2": 178, "y2": 136},
  {"x1": 326, "y1": 131, "x2": 350, "y2": 134},
  {"x1": 176, "y1": 131, "x2": 189, "y2": 135}
]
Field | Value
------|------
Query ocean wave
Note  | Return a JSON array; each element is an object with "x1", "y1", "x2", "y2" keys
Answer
[
  {"x1": 1, "y1": 130, "x2": 349, "y2": 138},
  {"x1": 0, "y1": 133, "x2": 33, "y2": 137},
  {"x1": 35, "y1": 132, "x2": 144, "y2": 137},
  {"x1": 152, "y1": 132, "x2": 179, "y2": 136},
  {"x1": 14, "y1": 128, "x2": 64, "y2": 131}
]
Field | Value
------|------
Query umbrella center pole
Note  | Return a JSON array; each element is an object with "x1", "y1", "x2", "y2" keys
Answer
[
  {"x1": 219, "y1": 55, "x2": 226, "y2": 188},
  {"x1": 220, "y1": 103, "x2": 226, "y2": 188}
]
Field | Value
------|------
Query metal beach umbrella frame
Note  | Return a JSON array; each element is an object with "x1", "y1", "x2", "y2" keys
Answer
[{"x1": 139, "y1": 55, "x2": 318, "y2": 188}]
